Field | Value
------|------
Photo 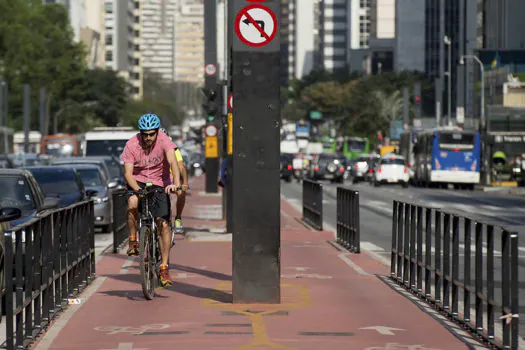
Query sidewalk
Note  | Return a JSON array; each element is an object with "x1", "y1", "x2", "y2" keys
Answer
[{"x1": 30, "y1": 176, "x2": 487, "y2": 350}]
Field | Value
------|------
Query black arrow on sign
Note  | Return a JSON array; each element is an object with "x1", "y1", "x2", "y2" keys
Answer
[{"x1": 242, "y1": 18, "x2": 266, "y2": 38}]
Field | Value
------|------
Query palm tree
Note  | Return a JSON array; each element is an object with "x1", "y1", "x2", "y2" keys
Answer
[{"x1": 371, "y1": 90, "x2": 404, "y2": 123}]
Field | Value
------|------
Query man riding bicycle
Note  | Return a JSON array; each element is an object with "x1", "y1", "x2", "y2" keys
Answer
[
  {"x1": 159, "y1": 127, "x2": 188, "y2": 234},
  {"x1": 121, "y1": 114, "x2": 181, "y2": 287}
]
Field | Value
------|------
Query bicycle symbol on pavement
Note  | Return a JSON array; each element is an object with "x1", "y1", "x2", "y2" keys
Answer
[{"x1": 94, "y1": 324, "x2": 170, "y2": 335}]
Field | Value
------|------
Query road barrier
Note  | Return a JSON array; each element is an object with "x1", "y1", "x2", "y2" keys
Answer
[
  {"x1": 336, "y1": 187, "x2": 360, "y2": 253},
  {"x1": 112, "y1": 189, "x2": 129, "y2": 253},
  {"x1": 390, "y1": 200, "x2": 519, "y2": 349},
  {"x1": 302, "y1": 179, "x2": 323, "y2": 230},
  {"x1": 3, "y1": 201, "x2": 95, "y2": 350}
]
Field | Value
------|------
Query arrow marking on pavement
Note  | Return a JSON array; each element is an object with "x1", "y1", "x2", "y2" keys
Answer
[
  {"x1": 359, "y1": 326, "x2": 405, "y2": 335},
  {"x1": 100, "y1": 343, "x2": 149, "y2": 350}
]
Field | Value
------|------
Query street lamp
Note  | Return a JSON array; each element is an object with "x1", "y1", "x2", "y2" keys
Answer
[
  {"x1": 459, "y1": 55, "x2": 485, "y2": 130},
  {"x1": 444, "y1": 35, "x2": 452, "y2": 126}
]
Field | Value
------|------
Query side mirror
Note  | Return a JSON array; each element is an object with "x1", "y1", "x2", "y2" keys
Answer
[
  {"x1": 0, "y1": 207, "x2": 22, "y2": 223},
  {"x1": 85, "y1": 189, "x2": 99, "y2": 197},
  {"x1": 108, "y1": 181, "x2": 118, "y2": 189},
  {"x1": 41, "y1": 196, "x2": 60, "y2": 211}
]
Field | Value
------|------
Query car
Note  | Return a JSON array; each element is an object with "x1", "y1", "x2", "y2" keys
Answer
[
  {"x1": 373, "y1": 155, "x2": 409, "y2": 188},
  {"x1": 51, "y1": 157, "x2": 121, "y2": 190},
  {"x1": 280, "y1": 154, "x2": 293, "y2": 182},
  {"x1": 77, "y1": 155, "x2": 125, "y2": 186},
  {"x1": 0, "y1": 169, "x2": 61, "y2": 227},
  {"x1": 0, "y1": 154, "x2": 14, "y2": 169},
  {"x1": 309, "y1": 153, "x2": 346, "y2": 183},
  {"x1": 350, "y1": 154, "x2": 380, "y2": 183},
  {"x1": 68, "y1": 164, "x2": 112, "y2": 231},
  {"x1": 25, "y1": 166, "x2": 88, "y2": 208}
]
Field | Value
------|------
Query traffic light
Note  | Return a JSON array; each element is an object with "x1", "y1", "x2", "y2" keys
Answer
[{"x1": 201, "y1": 87, "x2": 219, "y2": 121}]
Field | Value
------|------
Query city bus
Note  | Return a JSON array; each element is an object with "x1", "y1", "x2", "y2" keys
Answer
[
  {"x1": 413, "y1": 127, "x2": 480, "y2": 189},
  {"x1": 40, "y1": 134, "x2": 80, "y2": 157},
  {"x1": 332, "y1": 136, "x2": 370, "y2": 159}
]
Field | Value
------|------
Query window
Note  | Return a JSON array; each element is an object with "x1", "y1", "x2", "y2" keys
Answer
[
  {"x1": 106, "y1": 51, "x2": 113, "y2": 62},
  {"x1": 105, "y1": 2, "x2": 112, "y2": 13},
  {"x1": 29, "y1": 169, "x2": 81, "y2": 196},
  {"x1": 105, "y1": 35, "x2": 112, "y2": 45}
]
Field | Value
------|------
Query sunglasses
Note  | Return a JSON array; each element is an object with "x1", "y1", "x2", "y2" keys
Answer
[{"x1": 141, "y1": 130, "x2": 157, "y2": 138}]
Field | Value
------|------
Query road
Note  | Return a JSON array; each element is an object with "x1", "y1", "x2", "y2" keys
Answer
[{"x1": 281, "y1": 179, "x2": 525, "y2": 339}]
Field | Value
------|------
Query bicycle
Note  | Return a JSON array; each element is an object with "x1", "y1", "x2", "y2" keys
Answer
[{"x1": 130, "y1": 186, "x2": 166, "y2": 300}]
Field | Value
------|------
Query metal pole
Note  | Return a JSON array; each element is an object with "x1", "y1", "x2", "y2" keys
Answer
[
  {"x1": 232, "y1": 0, "x2": 281, "y2": 303},
  {"x1": 446, "y1": 38, "x2": 452, "y2": 126},
  {"x1": 403, "y1": 87, "x2": 409, "y2": 127},
  {"x1": 39, "y1": 87, "x2": 46, "y2": 136},
  {"x1": 0, "y1": 79, "x2": 3, "y2": 128},
  {"x1": 23, "y1": 84, "x2": 30, "y2": 154}
]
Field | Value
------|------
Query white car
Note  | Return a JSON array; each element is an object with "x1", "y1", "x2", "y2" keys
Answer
[{"x1": 373, "y1": 155, "x2": 409, "y2": 188}]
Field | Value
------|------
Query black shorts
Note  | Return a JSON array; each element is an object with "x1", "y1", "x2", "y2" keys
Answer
[{"x1": 127, "y1": 182, "x2": 170, "y2": 221}]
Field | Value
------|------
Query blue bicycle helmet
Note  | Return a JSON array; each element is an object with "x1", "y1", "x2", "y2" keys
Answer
[{"x1": 138, "y1": 113, "x2": 161, "y2": 130}]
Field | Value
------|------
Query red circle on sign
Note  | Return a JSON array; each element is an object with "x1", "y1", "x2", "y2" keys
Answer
[
  {"x1": 234, "y1": 4, "x2": 278, "y2": 48},
  {"x1": 228, "y1": 93, "x2": 233, "y2": 110}
]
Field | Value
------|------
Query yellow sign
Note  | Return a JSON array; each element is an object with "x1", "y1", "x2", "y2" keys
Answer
[
  {"x1": 205, "y1": 136, "x2": 218, "y2": 158},
  {"x1": 227, "y1": 113, "x2": 232, "y2": 155}
]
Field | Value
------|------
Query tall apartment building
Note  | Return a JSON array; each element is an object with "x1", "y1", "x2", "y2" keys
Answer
[
  {"x1": 141, "y1": 0, "x2": 176, "y2": 82},
  {"x1": 347, "y1": 0, "x2": 371, "y2": 72},
  {"x1": 174, "y1": 0, "x2": 205, "y2": 84},
  {"x1": 314, "y1": 0, "x2": 349, "y2": 72},
  {"x1": 105, "y1": 0, "x2": 143, "y2": 99},
  {"x1": 83, "y1": 0, "x2": 105, "y2": 69},
  {"x1": 285, "y1": 0, "x2": 316, "y2": 81}
]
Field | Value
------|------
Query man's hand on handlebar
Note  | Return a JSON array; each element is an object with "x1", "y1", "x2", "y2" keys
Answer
[{"x1": 165, "y1": 184, "x2": 180, "y2": 194}]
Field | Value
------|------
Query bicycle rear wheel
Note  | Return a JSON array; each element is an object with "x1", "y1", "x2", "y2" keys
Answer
[{"x1": 139, "y1": 225, "x2": 156, "y2": 299}]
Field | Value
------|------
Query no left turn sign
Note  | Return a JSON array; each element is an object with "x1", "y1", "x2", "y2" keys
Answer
[
  {"x1": 205, "y1": 64, "x2": 216, "y2": 76},
  {"x1": 235, "y1": 4, "x2": 278, "y2": 48}
]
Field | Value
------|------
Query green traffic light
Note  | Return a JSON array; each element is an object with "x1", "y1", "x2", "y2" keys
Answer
[{"x1": 207, "y1": 115, "x2": 215, "y2": 121}]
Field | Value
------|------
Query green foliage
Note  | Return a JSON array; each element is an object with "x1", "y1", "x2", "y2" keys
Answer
[{"x1": 283, "y1": 69, "x2": 433, "y2": 141}]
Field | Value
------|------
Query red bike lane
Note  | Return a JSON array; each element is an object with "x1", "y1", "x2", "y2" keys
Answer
[{"x1": 30, "y1": 177, "x2": 486, "y2": 350}]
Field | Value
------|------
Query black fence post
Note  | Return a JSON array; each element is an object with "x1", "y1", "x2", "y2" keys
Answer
[
  {"x1": 112, "y1": 189, "x2": 129, "y2": 253},
  {"x1": 301, "y1": 179, "x2": 323, "y2": 230},
  {"x1": 336, "y1": 187, "x2": 360, "y2": 253}
]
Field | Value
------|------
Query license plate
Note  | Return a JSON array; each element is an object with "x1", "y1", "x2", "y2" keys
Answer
[
  {"x1": 387, "y1": 179, "x2": 396, "y2": 183},
  {"x1": 325, "y1": 174, "x2": 334, "y2": 179}
]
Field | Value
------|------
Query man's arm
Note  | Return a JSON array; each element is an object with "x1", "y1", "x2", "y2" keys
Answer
[
  {"x1": 166, "y1": 149, "x2": 181, "y2": 187},
  {"x1": 124, "y1": 163, "x2": 141, "y2": 191}
]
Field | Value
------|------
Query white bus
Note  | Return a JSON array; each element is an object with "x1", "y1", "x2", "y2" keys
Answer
[{"x1": 82, "y1": 127, "x2": 137, "y2": 158}]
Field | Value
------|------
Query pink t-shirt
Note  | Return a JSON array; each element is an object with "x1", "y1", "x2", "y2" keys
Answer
[{"x1": 120, "y1": 131, "x2": 177, "y2": 187}]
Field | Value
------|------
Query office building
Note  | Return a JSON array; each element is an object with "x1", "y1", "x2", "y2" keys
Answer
[
  {"x1": 141, "y1": 0, "x2": 176, "y2": 82},
  {"x1": 482, "y1": 0, "x2": 525, "y2": 50},
  {"x1": 82, "y1": 0, "x2": 105, "y2": 68},
  {"x1": 348, "y1": 0, "x2": 371, "y2": 72},
  {"x1": 104, "y1": 0, "x2": 143, "y2": 99},
  {"x1": 43, "y1": 0, "x2": 86, "y2": 43},
  {"x1": 314, "y1": 0, "x2": 349, "y2": 72},
  {"x1": 174, "y1": 0, "x2": 205, "y2": 84}
]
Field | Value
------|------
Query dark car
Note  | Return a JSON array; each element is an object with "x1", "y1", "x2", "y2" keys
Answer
[
  {"x1": 309, "y1": 153, "x2": 346, "y2": 183},
  {"x1": 51, "y1": 158, "x2": 122, "y2": 189},
  {"x1": 0, "y1": 169, "x2": 60, "y2": 227},
  {"x1": 280, "y1": 154, "x2": 293, "y2": 182},
  {"x1": 25, "y1": 166, "x2": 87, "y2": 208},
  {"x1": 350, "y1": 154, "x2": 380, "y2": 183},
  {"x1": 69, "y1": 164, "x2": 112, "y2": 231},
  {"x1": 78, "y1": 156, "x2": 125, "y2": 185}
]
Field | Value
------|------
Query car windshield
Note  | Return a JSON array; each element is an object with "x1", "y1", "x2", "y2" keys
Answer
[
  {"x1": 381, "y1": 158, "x2": 405, "y2": 165},
  {"x1": 75, "y1": 168, "x2": 104, "y2": 187},
  {"x1": 104, "y1": 160, "x2": 121, "y2": 179},
  {"x1": 86, "y1": 140, "x2": 127, "y2": 157},
  {"x1": 30, "y1": 169, "x2": 80, "y2": 195},
  {"x1": 0, "y1": 176, "x2": 36, "y2": 210}
]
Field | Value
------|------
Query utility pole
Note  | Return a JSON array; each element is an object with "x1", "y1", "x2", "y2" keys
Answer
[
  {"x1": 23, "y1": 85, "x2": 30, "y2": 154},
  {"x1": 232, "y1": 0, "x2": 281, "y2": 303},
  {"x1": 204, "y1": 0, "x2": 219, "y2": 193},
  {"x1": 226, "y1": 0, "x2": 234, "y2": 234}
]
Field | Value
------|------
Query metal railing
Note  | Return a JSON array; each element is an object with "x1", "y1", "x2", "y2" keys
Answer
[
  {"x1": 3, "y1": 201, "x2": 96, "y2": 350},
  {"x1": 336, "y1": 187, "x2": 360, "y2": 253},
  {"x1": 390, "y1": 200, "x2": 519, "y2": 349},
  {"x1": 112, "y1": 189, "x2": 129, "y2": 253},
  {"x1": 302, "y1": 179, "x2": 323, "y2": 230}
]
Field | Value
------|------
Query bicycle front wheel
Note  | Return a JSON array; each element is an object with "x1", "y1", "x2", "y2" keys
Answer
[{"x1": 139, "y1": 225, "x2": 156, "y2": 300}]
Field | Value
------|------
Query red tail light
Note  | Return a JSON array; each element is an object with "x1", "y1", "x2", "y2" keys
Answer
[
  {"x1": 407, "y1": 162, "x2": 411, "y2": 168},
  {"x1": 314, "y1": 166, "x2": 319, "y2": 172},
  {"x1": 454, "y1": 148, "x2": 459, "y2": 152},
  {"x1": 287, "y1": 165, "x2": 292, "y2": 170},
  {"x1": 339, "y1": 167, "x2": 345, "y2": 173},
  {"x1": 354, "y1": 164, "x2": 358, "y2": 169},
  {"x1": 378, "y1": 166, "x2": 382, "y2": 173},
  {"x1": 368, "y1": 169, "x2": 373, "y2": 173},
  {"x1": 404, "y1": 167, "x2": 407, "y2": 174}
]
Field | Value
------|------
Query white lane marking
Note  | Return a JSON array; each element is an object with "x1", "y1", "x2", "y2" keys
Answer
[
  {"x1": 337, "y1": 253, "x2": 370, "y2": 276},
  {"x1": 119, "y1": 257, "x2": 135, "y2": 274}
]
